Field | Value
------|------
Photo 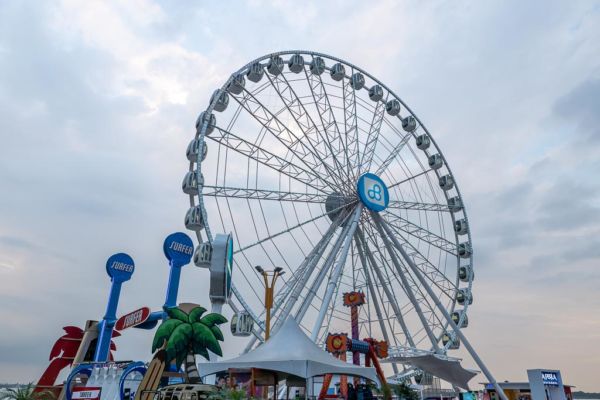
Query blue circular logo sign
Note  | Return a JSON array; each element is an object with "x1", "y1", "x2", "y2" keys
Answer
[
  {"x1": 357, "y1": 173, "x2": 389, "y2": 212},
  {"x1": 106, "y1": 253, "x2": 135, "y2": 282},
  {"x1": 163, "y1": 232, "x2": 194, "y2": 265}
]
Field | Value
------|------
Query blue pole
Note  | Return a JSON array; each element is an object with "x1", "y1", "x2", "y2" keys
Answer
[
  {"x1": 162, "y1": 233, "x2": 194, "y2": 312},
  {"x1": 133, "y1": 233, "x2": 194, "y2": 330},
  {"x1": 94, "y1": 253, "x2": 135, "y2": 362},
  {"x1": 164, "y1": 260, "x2": 183, "y2": 310}
]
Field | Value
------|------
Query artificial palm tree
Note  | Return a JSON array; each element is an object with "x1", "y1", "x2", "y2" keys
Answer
[{"x1": 152, "y1": 305, "x2": 227, "y2": 383}]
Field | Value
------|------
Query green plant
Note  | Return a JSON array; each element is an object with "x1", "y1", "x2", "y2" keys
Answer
[
  {"x1": 390, "y1": 382, "x2": 419, "y2": 400},
  {"x1": 382, "y1": 383, "x2": 392, "y2": 400},
  {"x1": 152, "y1": 306, "x2": 227, "y2": 383},
  {"x1": 208, "y1": 388, "x2": 250, "y2": 400},
  {"x1": 0, "y1": 384, "x2": 55, "y2": 400}
]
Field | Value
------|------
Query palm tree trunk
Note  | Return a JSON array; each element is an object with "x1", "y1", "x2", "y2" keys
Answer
[{"x1": 185, "y1": 352, "x2": 201, "y2": 384}]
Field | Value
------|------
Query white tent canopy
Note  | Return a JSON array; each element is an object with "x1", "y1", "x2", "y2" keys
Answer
[
  {"x1": 198, "y1": 317, "x2": 379, "y2": 382},
  {"x1": 384, "y1": 354, "x2": 477, "y2": 389}
]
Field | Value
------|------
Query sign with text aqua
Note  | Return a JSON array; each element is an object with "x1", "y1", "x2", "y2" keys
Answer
[
  {"x1": 106, "y1": 253, "x2": 135, "y2": 282},
  {"x1": 541, "y1": 371, "x2": 559, "y2": 386},
  {"x1": 164, "y1": 232, "x2": 194, "y2": 265}
]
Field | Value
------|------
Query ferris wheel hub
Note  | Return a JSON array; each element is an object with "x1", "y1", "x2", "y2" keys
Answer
[{"x1": 357, "y1": 173, "x2": 389, "y2": 212}]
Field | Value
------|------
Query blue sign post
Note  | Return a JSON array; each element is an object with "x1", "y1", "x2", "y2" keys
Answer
[
  {"x1": 163, "y1": 232, "x2": 194, "y2": 310},
  {"x1": 94, "y1": 253, "x2": 135, "y2": 362},
  {"x1": 357, "y1": 173, "x2": 390, "y2": 212}
]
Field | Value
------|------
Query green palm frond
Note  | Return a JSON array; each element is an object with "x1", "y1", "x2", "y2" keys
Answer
[
  {"x1": 175, "y1": 350, "x2": 188, "y2": 369},
  {"x1": 192, "y1": 322, "x2": 222, "y2": 356},
  {"x1": 152, "y1": 318, "x2": 183, "y2": 353},
  {"x1": 165, "y1": 307, "x2": 189, "y2": 322},
  {"x1": 199, "y1": 313, "x2": 227, "y2": 327},
  {"x1": 210, "y1": 325, "x2": 224, "y2": 341},
  {"x1": 187, "y1": 306, "x2": 207, "y2": 323},
  {"x1": 165, "y1": 323, "x2": 193, "y2": 363},
  {"x1": 193, "y1": 343, "x2": 210, "y2": 361}
]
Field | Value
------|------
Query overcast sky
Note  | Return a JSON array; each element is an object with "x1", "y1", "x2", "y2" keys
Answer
[{"x1": 1, "y1": 0, "x2": 599, "y2": 391}]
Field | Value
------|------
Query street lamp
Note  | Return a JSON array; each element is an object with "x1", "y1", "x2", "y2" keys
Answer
[{"x1": 256, "y1": 265, "x2": 285, "y2": 340}]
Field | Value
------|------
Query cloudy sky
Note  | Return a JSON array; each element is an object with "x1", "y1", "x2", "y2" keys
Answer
[{"x1": 1, "y1": 0, "x2": 599, "y2": 391}]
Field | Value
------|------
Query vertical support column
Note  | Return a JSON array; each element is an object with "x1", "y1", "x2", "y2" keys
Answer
[
  {"x1": 373, "y1": 212, "x2": 509, "y2": 400},
  {"x1": 94, "y1": 253, "x2": 135, "y2": 362}
]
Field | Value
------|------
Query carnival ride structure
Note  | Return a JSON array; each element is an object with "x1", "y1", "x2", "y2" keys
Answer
[{"x1": 184, "y1": 50, "x2": 507, "y2": 400}]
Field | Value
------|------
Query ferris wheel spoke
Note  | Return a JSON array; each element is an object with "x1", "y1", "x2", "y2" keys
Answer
[
  {"x1": 387, "y1": 168, "x2": 437, "y2": 190},
  {"x1": 377, "y1": 233, "x2": 450, "y2": 341},
  {"x1": 270, "y1": 212, "x2": 347, "y2": 327},
  {"x1": 242, "y1": 214, "x2": 345, "y2": 353},
  {"x1": 360, "y1": 93, "x2": 389, "y2": 175},
  {"x1": 270, "y1": 208, "x2": 353, "y2": 333},
  {"x1": 263, "y1": 73, "x2": 339, "y2": 179},
  {"x1": 234, "y1": 199, "x2": 356, "y2": 255},
  {"x1": 387, "y1": 199, "x2": 453, "y2": 212},
  {"x1": 207, "y1": 126, "x2": 332, "y2": 193},
  {"x1": 265, "y1": 71, "x2": 351, "y2": 191},
  {"x1": 355, "y1": 228, "x2": 416, "y2": 349},
  {"x1": 202, "y1": 185, "x2": 336, "y2": 203},
  {"x1": 381, "y1": 210, "x2": 458, "y2": 256},
  {"x1": 294, "y1": 205, "x2": 359, "y2": 324},
  {"x1": 366, "y1": 213, "x2": 457, "y2": 301},
  {"x1": 301, "y1": 66, "x2": 354, "y2": 188},
  {"x1": 340, "y1": 78, "x2": 356, "y2": 181},
  {"x1": 370, "y1": 212, "x2": 442, "y2": 352},
  {"x1": 231, "y1": 85, "x2": 347, "y2": 192},
  {"x1": 362, "y1": 223, "x2": 432, "y2": 342},
  {"x1": 342, "y1": 70, "x2": 361, "y2": 179},
  {"x1": 371, "y1": 231, "x2": 450, "y2": 349},
  {"x1": 374, "y1": 130, "x2": 413, "y2": 175}
]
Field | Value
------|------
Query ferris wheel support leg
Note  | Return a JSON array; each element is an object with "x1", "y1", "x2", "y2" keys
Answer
[
  {"x1": 273, "y1": 214, "x2": 345, "y2": 330},
  {"x1": 295, "y1": 210, "x2": 356, "y2": 324},
  {"x1": 353, "y1": 232, "x2": 399, "y2": 374},
  {"x1": 373, "y1": 212, "x2": 509, "y2": 400},
  {"x1": 356, "y1": 229, "x2": 417, "y2": 350},
  {"x1": 311, "y1": 205, "x2": 363, "y2": 341},
  {"x1": 371, "y1": 217, "x2": 441, "y2": 353}
]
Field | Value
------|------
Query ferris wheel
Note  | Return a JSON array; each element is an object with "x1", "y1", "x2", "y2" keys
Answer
[{"x1": 183, "y1": 50, "x2": 504, "y2": 396}]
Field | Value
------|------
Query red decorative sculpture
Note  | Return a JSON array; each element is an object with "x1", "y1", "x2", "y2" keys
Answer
[{"x1": 35, "y1": 325, "x2": 120, "y2": 394}]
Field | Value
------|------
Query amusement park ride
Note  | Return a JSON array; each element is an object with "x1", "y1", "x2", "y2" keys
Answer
[{"x1": 34, "y1": 50, "x2": 509, "y2": 400}]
